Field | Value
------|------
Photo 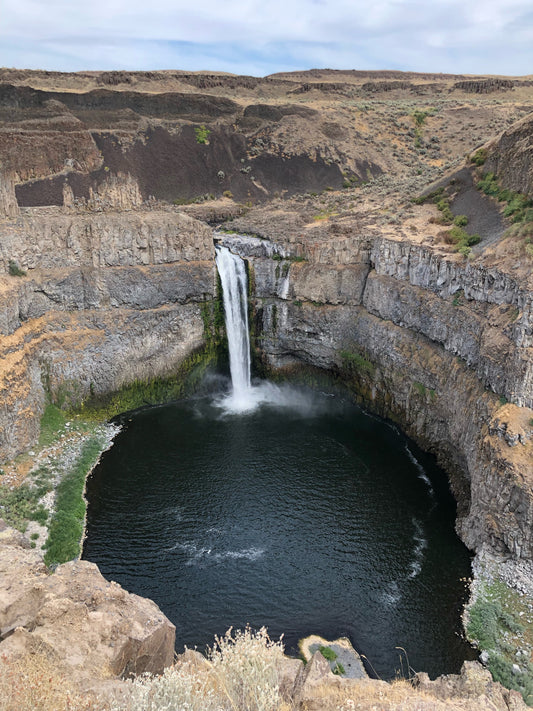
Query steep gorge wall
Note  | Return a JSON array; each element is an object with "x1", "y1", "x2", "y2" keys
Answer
[
  {"x1": 220, "y1": 233, "x2": 533, "y2": 560},
  {"x1": 0, "y1": 209, "x2": 215, "y2": 461}
]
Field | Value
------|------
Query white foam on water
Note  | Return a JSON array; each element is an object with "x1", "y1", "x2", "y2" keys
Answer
[
  {"x1": 168, "y1": 542, "x2": 265, "y2": 566},
  {"x1": 380, "y1": 580, "x2": 401, "y2": 606},
  {"x1": 213, "y1": 380, "x2": 342, "y2": 418},
  {"x1": 404, "y1": 443, "x2": 435, "y2": 498},
  {"x1": 407, "y1": 518, "x2": 428, "y2": 579}
]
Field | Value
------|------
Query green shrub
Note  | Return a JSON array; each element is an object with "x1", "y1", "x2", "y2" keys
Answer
[
  {"x1": 454, "y1": 215, "x2": 468, "y2": 227},
  {"x1": 8, "y1": 260, "x2": 26, "y2": 276},
  {"x1": 319, "y1": 646, "x2": 337, "y2": 662},
  {"x1": 478, "y1": 172, "x2": 500, "y2": 197},
  {"x1": 412, "y1": 109, "x2": 430, "y2": 127},
  {"x1": 194, "y1": 125, "x2": 211, "y2": 145},
  {"x1": 446, "y1": 226, "x2": 480, "y2": 254},
  {"x1": 471, "y1": 148, "x2": 487, "y2": 166}
]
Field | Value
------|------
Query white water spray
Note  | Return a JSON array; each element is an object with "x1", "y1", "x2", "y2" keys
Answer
[{"x1": 215, "y1": 245, "x2": 253, "y2": 410}]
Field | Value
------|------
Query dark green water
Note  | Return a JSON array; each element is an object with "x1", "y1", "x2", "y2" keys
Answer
[{"x1": 83, "y1": 382, "x2": 475, "y2": 678}]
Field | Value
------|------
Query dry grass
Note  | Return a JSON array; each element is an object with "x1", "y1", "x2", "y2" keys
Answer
[
  {"x1": 0, "y1": 652, "x2": 104, "y2": 711},
  {"x1": 302, "y1": 678, "x2": 468, "y2": 710},
  {"x1": 111, "y1": 626, "x2": 286, "y2": 711}
]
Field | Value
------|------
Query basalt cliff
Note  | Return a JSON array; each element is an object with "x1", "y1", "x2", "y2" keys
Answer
[{"x1": 0, "y1": 69, "x2": 532, "y2": 707}]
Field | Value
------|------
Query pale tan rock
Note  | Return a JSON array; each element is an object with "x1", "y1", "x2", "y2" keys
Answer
[
  {"x1": 0, "y1": 532, "x2": 175, "y2": 690},
  {"x1": 293, "y1": 649, "x2": 335, "y2": 702}
]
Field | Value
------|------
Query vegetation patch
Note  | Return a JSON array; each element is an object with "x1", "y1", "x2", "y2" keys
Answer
[
  {"x1": 111, "y1": 626, "x2": 285, "y2": 711},
  {"x1": 443, "y1": 225, "x2": 481, "y2": 257},
  {"x1": 467, "y1": 575, "x2": 533, "y2": 705},
  {"x1": 38, "y1": 403, "x2": 67, "y2": 448},
  {"x1": 0, "y1": 652, "x2": 95, "y2": 711},
  {"x1": 333, "y1": 662, "x2": 346, "y2": 675},
  {"x1": 173, "y1": 193, "x2": 215, "y2": 205},
  {"x1": 340, "y1": 350, "x2": 376, "y2": 376},
  {"x1": 319, "y1": 646, "x2": 338, "y2": 662},
  {"x1": 79, "y1": 297, "x2": 224, "y2": 422},
  {"x1": 43, "y1": 436, "x2": 105, "y2": 566},
  {"x1": 470, "y1": 148, "x2": 487, "y2": 166},
  {"x1": 476, "y1": 171, "x2": 533, "y2": 257},
  {"x1": 313, "y1": 208, "x2": 338, "y2": 221},
  {"x1": 78, "y1": 348, "x2": 218, "y2": 422},
  {"x1": 413, "y1": 187, "x2": 480, "y2": 256},
  {"x1": 412, "y1": 381, "x2": 427, "y2": 396},
  {"x1": 411, "y1": 108, "x2": 434, "y2": 148},
  {"x1": 477, "y1": 172, "x2": 533, "y2": 222},
  {"x1": 0, "y1": 472, "x2": 51, "y2": 532},
  {"x1": 8, "y1": 259, "x2": 26, "y2": 276},
  {"x1": 194, "y1": 124, "x2": 211, "y2": 145}
]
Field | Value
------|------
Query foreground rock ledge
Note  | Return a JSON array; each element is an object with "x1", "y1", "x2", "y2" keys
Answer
[
  {"x1": 0, "y1": 524, "x2": 528, "y2": 709},
  {"x1": 0, "y1": 523, "x2": 175, "y2": 691}
]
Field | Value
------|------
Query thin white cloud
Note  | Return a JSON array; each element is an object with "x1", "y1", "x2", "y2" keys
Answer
[{"x1": 0, "y1": 0, "x2": 531, "y2": 75}]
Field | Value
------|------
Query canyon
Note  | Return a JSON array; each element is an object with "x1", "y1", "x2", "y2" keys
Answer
[{"x1": 0, "y1": 68, "x2": 532, "y2": 707}]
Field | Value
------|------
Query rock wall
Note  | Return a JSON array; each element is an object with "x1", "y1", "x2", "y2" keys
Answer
[
  {"x1": 0, "y1": 172, "x2": 19, "y2": 218},
  {"x1": 0, "y1": 208, "x2": 215, "y2": 461},
  {"x1": 220, "y1": 233, "x2": 533, "y2": 560},
  {"x1": 484, "y1": 113, "x2": 533, "y2": 197}
]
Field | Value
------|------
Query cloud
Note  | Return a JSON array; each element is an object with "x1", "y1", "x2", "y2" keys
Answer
[{"x1": 0, "y1": 0, "x2": 531, "y2": 75}]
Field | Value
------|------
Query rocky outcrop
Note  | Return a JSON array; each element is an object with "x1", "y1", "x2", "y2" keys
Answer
[
  {"x1": 454, "y1": 79, "x2": 515, "y2": 94},
  {"x1": 295, "y1": 658, "x2": 527, "y2": 710},
  {"x1": 483, "y1": 113, "x2": 533, "y2": 197},
  {"x1": 0, "y1": 524, "x2": 175, "y2": 687}
]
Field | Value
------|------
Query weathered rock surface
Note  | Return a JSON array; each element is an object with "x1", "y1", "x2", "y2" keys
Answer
[
  {"x1": 484, "y1": 113, "x2": 533, "y2": 198},
  {"x1": 0, "y1": 523, "x2": 175, "y2": 687},
  {"x1": 0, "y1": 208, "x2": 215, "y2": 461}
]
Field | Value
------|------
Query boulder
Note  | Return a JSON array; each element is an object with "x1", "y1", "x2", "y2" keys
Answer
[{"x1": 0, "y1": 528, "x2": 175, "y2": 690}]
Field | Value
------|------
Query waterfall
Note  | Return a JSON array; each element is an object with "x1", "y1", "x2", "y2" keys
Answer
[{"x1": 215, "y1": 245, "x2": 252, "y2": 409}]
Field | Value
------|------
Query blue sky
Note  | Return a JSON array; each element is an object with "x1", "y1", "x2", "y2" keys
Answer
[{"x1": 1, "y1": 0, "x2": 532, "y2": 76}]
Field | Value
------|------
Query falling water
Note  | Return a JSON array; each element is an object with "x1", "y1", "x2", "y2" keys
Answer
[{"x1": 215, "y1": 245, "x2": 253, "y2": 410}]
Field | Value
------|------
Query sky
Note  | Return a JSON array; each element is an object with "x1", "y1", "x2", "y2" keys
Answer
[{"x1": 0, "y1": 0, "x2": 532, "y2": 77}]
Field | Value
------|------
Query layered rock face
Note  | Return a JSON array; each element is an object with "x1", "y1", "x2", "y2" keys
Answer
[
  {"x1": 219, "y1": 229, "x2": 533, "y2": 560},
  {"x1": 0, "y1": 207, "x2": 215, "y2": 461}
]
